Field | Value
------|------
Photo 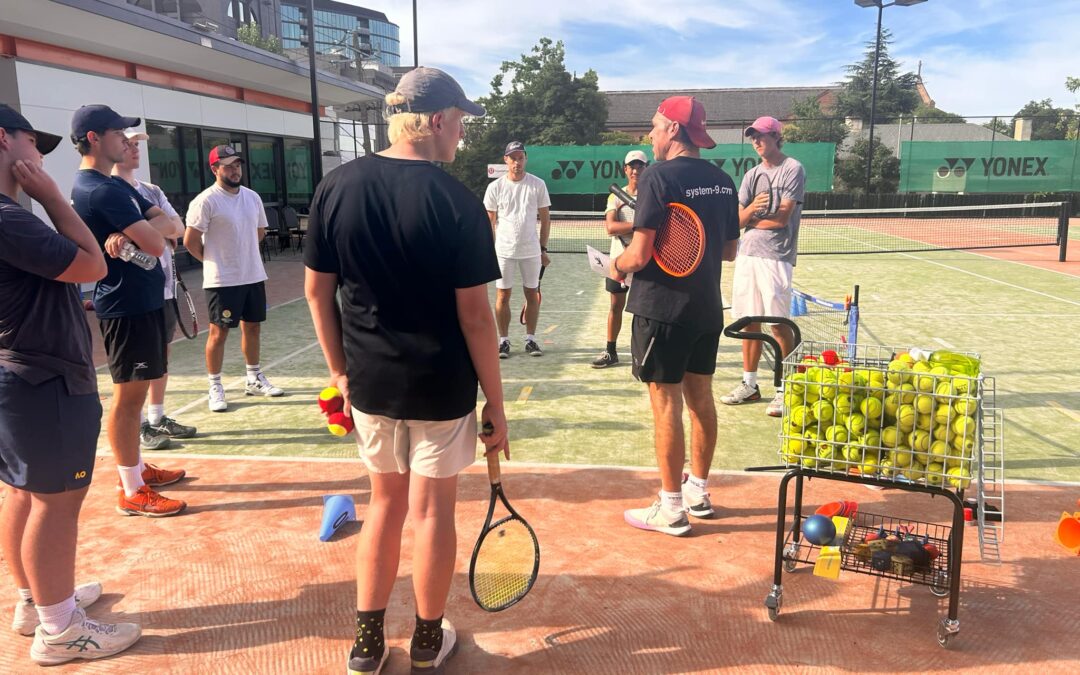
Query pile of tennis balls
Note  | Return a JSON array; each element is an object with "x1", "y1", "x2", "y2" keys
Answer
[{"x1": 780, "y1": 348, "x2": 979, "y2": 490}]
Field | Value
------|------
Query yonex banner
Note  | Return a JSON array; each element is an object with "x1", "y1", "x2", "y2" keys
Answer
[
  {"x1": 900, "y1": 140, "x2": 1080, "y2": 193},
  {"x1": 522, "y1": 143, "x2": 836, "y2": 194}
]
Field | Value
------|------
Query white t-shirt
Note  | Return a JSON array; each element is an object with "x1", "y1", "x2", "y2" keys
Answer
[
  {"x1": 133, "y1": 180, "x2": 177, "y2": 300},
  {"x1": 604, "y1": 189, "x2": 635, "y2": 258},
  {"x1": 185, "y1": 184, "x2": 269, "y2": 289},
  {"x1": 483, "y1": 173, "x2": 551, "y2": 259}
]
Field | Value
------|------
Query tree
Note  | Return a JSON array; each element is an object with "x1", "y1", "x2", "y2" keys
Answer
[
  {"x1": 836, "y1": 138, "x2": 900, "y2": 193},
  {"x1": 983, "y1": 117, "x2": 1010, "y2": 136},
  {"x1": 236, "y1": 22, "x2": 283, "y2": 55},
  {"x1": 834, "y1": 29, "x2": 920, "y2": 123},
  {"x1": 782, "y1": 95, "x2": 848, "y2": 144},
  {"x1": 912, "y1": 103, "x2": 965, "y2": 124},
  {"x1": 1010, "y1": 99, "x2": 1077, "y2": 140},
  {"x1": 1066, "y1": 76, "x2": 1079, "y2": 95},
  {"x1": 447, "y1": 38, "x2": 608, "y2": 195},
  {"x1": 599, "y1": 130, "x2": 642, "y2": 145}
]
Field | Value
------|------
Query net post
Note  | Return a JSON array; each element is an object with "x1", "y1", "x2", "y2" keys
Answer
[{"x1": 1059, "y1": 202, "x2": 1070, "y2": 263}]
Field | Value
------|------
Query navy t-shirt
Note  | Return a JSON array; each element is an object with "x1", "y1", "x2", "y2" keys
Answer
[
  {"x1": 304, "y1": 154, "x2": 501, "y2": 421},
  {"x1": 627, "y1": 156, "x2": 740, "y2": 332},
  {"x1": 0, "y1": 194, "x2": 96, "y2": 396},
  {"x1": 71, "y1": 169, "x2": 165, "y2": 318}
]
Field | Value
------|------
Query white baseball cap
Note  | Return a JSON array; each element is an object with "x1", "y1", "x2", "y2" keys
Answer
[{"x1": 624, "y1": 150, "x2": 648, "y2": 165}]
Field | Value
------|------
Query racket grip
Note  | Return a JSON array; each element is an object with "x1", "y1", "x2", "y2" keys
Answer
[{"x1": 481, "y1": 422, "x2": 502, "y2": 482}]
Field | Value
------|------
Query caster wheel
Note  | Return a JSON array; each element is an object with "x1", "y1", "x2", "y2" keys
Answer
[
  {"x1": 782, "y1": 543, "x2": 799, "y2": 573},
  {"x1": 768, "y1": 605, "x2": 779, "y2": 622},
  {"x1": 764, "y1": 593, "x2": 782, "y2": 622},
  {"x1": 937, "y1": 619, "x2": 959, "y2": 648},
  {"x1": 783, "y1": 558, "x2": 797, "y2": 573},
  {"x1": 929, "y1": 571, "x2": 949, "y2": 597}
]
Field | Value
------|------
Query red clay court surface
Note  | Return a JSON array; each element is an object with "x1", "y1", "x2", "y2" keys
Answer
[{"x1": 1, "y1": 456, "x2": 1078, "y2": 673}]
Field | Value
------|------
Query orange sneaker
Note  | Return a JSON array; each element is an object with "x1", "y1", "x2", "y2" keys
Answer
[
  {"x1": 117, "y1": 486, "x2": 186, "y2": 517},
  {"x1": 142, "y1": 463, "x2": 185, "y2": 487}
]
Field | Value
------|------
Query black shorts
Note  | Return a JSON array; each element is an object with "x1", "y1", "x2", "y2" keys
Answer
[
  {"x1": 630, "y1": 316, "x2": 720, "y2": 384},
  {"x1": 605, "y1": 277, "x2": 630, "y2": 294},
  {"x1": 0, "y1": 365, "x2": 101, "y2": 493},
  {"x1": 163, "y1": 298, "x2": 178, "y2": 345},
  {"x1": 100, "y1": 309, "x2": 168, "y2": 383},
  {"x1": 207, "y1": 282, "x2": 267, "y2": 328}
]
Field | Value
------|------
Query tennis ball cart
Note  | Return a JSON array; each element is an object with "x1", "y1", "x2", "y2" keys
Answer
[{"x1": 724, "y1": 316, "x2": 1004, "y2": 648}]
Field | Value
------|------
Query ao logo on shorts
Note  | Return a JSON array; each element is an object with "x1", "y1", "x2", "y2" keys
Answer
[{"x1": 74, "y1": 470, "x2": 87, "y2": 480}]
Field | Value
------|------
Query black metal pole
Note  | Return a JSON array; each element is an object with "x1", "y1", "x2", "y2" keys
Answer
[
  {"x1": 307, "y1": 0, "x2": 323, "y2": 184},
  {"x1": 412, "y1": 0, "x2": 419, "y2": 66},
  {"x1": 865, "y1": 2, "x2": 884, "y2": 194}
]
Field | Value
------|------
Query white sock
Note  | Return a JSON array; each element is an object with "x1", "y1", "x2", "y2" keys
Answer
[
  {"x1": 499, "y1": 336, "x2": 509, "y2": 345},
  {"x1": 17, "y1": 588, "x2": 33, "y2": 604},
  {"x1": 148, "y1": 404, "x2": 165, "y2": 426},
  {"x1": 36, "y1": 595, "x2": 76, "y2": 636},
  {"x1": 208, "y1": 373, "x2": 222, "y2": 387},
  {"x1": 744, "y1": 371, "x2": 758, "y2": 388},
  {"x1": 246, "y1": 364, "x2": 261, "y2": 382},
  {"x1": 659, "y1": 490, "x2": 684, "y2": 513},
  {"x1": 118, "y1": 464, "x2": 145, "y2": 497},
  {"x1": 525, "y1": 334, "x2": 535, "y2": 342},
  {"x1": 685, "y1": 473, "x2": 708, "y2": 495}
]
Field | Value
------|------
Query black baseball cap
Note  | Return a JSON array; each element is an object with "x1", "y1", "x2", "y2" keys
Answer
[
  {"x1": 0, "y1": 104, "x2": 63, "y2": 155},
  {"x1": 504, "y1": 141, "x2": 526, "y2": 156},
  {"x1": 70, "y1": 104, "x2": 141, "y2": 144}
]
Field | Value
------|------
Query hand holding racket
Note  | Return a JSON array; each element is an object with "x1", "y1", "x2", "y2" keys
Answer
[
  {"x1": 469, "y1": 421, "x2": 539, "y2": 612},
  {"x1": 609, "y1": 184, "x2": 705, "y2": 278},
  {"x1": 749, "y1": 171, "x2": 776, "y2": 219}
]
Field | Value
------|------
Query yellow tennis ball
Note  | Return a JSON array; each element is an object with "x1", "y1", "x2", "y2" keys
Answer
[
  {"x1": 879, "y1": 458, "x2": 895, "y2": 477},
  {"x1": 916, "y1": 413, "x2": 933, "y2": 431},
  {"x1": 881, "y1": 426, "x2": 899, "y2": 448},
  {"x1": 953, "y1": 397, "x2": 978, "y2": 416},
  {"x1": 892, "y1": 447, "x2": 913, "y2": 468},
  {"x1": 844, "y1": 443, "x2": 864, "y2": 462},
  {"x1": 914, "y1": 394, "x2": 935, "y2": 414},
  {"x1": 812, "y1": 399, "x2": 835, "y2": 423},
  {"x1": 914, "y1": 373, "x2": 936, "y2": 393},
  {"x1": 825, "y1": 425, "x2": 849, "y2": 444},
  {"x1": 907, "y1": 462, "x2": 927, "y2": 482},
  {"x1": 846, "y1": 413, "x2": 867, "y2": 435},
  {"x1": 783, "y1": 436, "x2": 807, "y2": 462},
  {"x1": 860, "y1": 397, "x2": 883, "y2": 421},
  {"x1": 898, "y1": 383, "x2": 917, "y2": 405},
  {"x1": 952, "y1": 377, "x2": 974, "y2": 396},
  {"x1": 946, "y1": 467, "x2": 972, "y2": 489},
  {"x1": 951, "y1": 415, "x2": 976, "y2": 438},
  {"x1": 934, "y1": 381, "x2": 956, "y2": 403},
  {"x1": 787, "y1": 372, "x2": 807, "y2": 395},
  {"x1": 909, "y1": 429, "x2": 931, "y2": 452},
  {"x1": 952, "y1": 434, "x2": 975, "y2": 454},
  {"x1": 930, "y1": 440, "x2": 950, "y2": 460},
  {"x1": 896, "y1": 404, "x2": 916, "y2": 431},
  {"x1": 926, "y1": 462, "x2": 945, "y2": 486},
  {"x1": 883, "y1": 393, "x2": 901, "y2": 419},
  {"x1": 886, "y1": 360, "x2": 912, "y2": 386},
  {"x1": 790, "y1": 405, "x2": 812, "y2": 427},
  {"x1": 933, "y1": 403, "x2": 953, "y2": 426},
  {"x1": 861, "y1": 430, "x2": 882, "y2": 448},
  {"x1": 833, "y1": 394, "x2": 853, "y2": 415},
  {"x1": 933, "y1": 425, "x2": 953, "y2": 442}
]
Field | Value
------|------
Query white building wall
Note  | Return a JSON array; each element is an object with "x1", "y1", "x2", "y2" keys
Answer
[{"x1": 15, "y1": 61, "x2": 314, "y2": 220}]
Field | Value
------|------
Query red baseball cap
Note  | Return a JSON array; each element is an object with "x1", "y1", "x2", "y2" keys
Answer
[
  {"x1": 208, "y1": 144, "x2": 242, "y2": 166},
  {"x1": 657, "y1": 96, "x2": 716, "y2": 149},
  {"x1": 744, "y1": 116, "x2": 783, "y2": 137}
]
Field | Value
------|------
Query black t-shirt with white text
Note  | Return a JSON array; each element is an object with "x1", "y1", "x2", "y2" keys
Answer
[
  {"x1": 71, "y1": 169, "x2": 165, "y2": 318},
  {"x1": 0, "y1": 194, "x2": 96, "y2": 396},
  {"x1": 304, "y1": 154, "x2": 500, "y2": 421},
  {"x1": 627, "y1": 156, "x2": 740, "y2": 331}
]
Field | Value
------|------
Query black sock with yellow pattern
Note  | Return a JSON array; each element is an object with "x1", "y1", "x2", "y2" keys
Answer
[
  {"x1": 410, "y1": 614, "x2": 444, "y2": 658},
  {"x1": 350, "y1": 609, "x2": 385, "y2": 664}
]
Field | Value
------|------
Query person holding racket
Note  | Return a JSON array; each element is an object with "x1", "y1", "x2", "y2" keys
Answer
[
  {"x1": 112, "y1": 131, "x2": 197, "y2": 447},
  {"x1": 484, "y1": 141, "x2": 551, "y2": 358},
  {"x1": 610, "y1": 96, "x2": 740, "y2": 536},
  {"x1": 720, "y1": 116, "x2": 805, "y2": 417},
  {"x1": 304, "y1": 67, "x2": 506, "y2": 675},
  {"x1": 592, "y1": 150, "x2": 648, "y2": 369}
]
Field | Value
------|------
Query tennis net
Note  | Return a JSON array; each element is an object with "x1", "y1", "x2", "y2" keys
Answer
[{"x1": 548, "y1": 201, "x2": 1070, "y2": 259}]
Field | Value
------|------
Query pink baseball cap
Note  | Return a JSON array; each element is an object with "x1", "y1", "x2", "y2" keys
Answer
[
  {"x1": 656, "y1": 96, "x2": 716, "y2": 149},
  {"x1": 744, "y1": 116, "x2": 783, "y2": 137}
]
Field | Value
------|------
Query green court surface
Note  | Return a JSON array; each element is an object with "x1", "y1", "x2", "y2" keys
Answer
[{"x1": 97, "y1": 245, "x2": 1080, "y2": 483}]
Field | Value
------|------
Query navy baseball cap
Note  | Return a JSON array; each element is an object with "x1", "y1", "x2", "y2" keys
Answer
[
  {"x1": 0, "y1": 104, "x2": 62, "y2": 155},
  {"x1": 504, "y1": 141, "x2": 526, "y2": 156},
  {"x1": 70, "y1": 105, "x2": 141, "y2": 144},
  {"x1": 387, "y1": 67, "x2": 485, "y2": 116}
]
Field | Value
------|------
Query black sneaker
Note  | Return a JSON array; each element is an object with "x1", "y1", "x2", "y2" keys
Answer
[
  {"x1": 347, "y1": 647, "x2": 388, "y2": 675},
  {"x1": 525, "y1": 339, "x2": 543, "y2": 357},
  {"x1": 139, "y1": 422, "x2": 171, "y2": 451},
  {"x1": 411, "y1": 618, "x2": 458, "y2": 674},
  {"x1": 148, "y1": 416, "x2": 197, "y2": 439},
  {"x1": 591, "y1": 351, "x2": 618, "y2": 368},
  {"x1": 498, "y1": 341, "x2": 510, "y2": 359}
]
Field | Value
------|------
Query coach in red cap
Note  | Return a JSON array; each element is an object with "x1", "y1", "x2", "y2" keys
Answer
[{"x1": 610, "y1": 95, "x2": 739, "y2": 536}]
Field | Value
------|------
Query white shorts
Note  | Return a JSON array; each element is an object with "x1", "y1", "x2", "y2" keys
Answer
[
  {"x1": 352, "y1": 408, "x2": 478, "y2": 479},
  {"x1": 731, "y1": 255, "x2": 794, "y2": 319},
  {"x1": 495, "y1": 255, "x2": 542, "y2": 290}
]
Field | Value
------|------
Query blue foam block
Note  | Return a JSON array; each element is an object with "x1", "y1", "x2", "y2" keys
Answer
[{"x1": 319, "y1": 494, "x2": 356, "y2": 542}]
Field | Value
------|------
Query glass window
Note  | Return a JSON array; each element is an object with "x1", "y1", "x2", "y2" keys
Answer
[
  {"x1": 248, "y1": 136, "x2": 281, "y2": 203},
  {"x1": 146, "y1": 122, "x2": 182, "y2": 203},
  {"x1": 180, "y1": 127, "x2": 205, "y2": 203},
  {"x1": 284, "y1": 138, "x2": 313, "y2": 209}
]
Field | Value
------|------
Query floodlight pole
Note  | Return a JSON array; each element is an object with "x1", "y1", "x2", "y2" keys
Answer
[
  {"x1": 413, "y1": 0, "x2": 418, "y2": 67},
  {"x1": 865, "y1": 2, "x2": 884, "y2": 194},
  {"x1": 306, "y1": 0, "x2": 323, "y2": 184}
]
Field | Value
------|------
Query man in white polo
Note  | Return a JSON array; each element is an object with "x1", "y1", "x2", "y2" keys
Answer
[{"x1": 483, "y1": 141, "x2": 551, "y2": 358}]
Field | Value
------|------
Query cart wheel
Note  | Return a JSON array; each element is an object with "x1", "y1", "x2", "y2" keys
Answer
[
  {"x1": 929, "y1": 571, "x2": 949, "y2": 597},
  {"x1": 783, "y1": 558, "x2": 797, "y2": 573},
  {"x1": 765, "y1": 592, "x2": 782, "y2": 622},
  {"x1": 782, "y1": 543, "x2": 799, "y2": 573},
  {"x1": 937, "y1": 618, "x2": 959, "y2": 648}
]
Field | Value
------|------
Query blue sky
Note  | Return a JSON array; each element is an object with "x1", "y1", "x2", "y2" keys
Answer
[{"x1": 350, "y1": 0, "x2": 1079, "y2": 118}]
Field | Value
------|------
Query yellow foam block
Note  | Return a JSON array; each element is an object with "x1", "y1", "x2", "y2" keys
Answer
[{"x1": 814, "y1": 546, "x2": 842, "y2": 579}]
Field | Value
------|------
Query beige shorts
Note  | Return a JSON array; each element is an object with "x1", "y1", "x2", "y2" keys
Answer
[
  {"x1": 731, "y1": 255, "x2": 794, "y2": 319},
  {"x1": 352, "y1": 408, "x2": 478, "y2": 478}
]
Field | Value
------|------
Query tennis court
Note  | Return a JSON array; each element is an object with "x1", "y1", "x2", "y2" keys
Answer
[{"x1": 5, "y1": 213, "x2": 1077, "y2": 672}]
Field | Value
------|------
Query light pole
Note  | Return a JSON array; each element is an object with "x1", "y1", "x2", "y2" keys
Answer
[
  {"x1": 854, "y1": 0, "x2": 926, "y2": 194},
  {"x1": 303, "y1": 0, "x2": 323, "y2": 184},
  {"x1": 412, "y1": 0, "x2": 418, "y2": 67}
]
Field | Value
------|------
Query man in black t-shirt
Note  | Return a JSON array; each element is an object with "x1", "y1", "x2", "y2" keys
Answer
[
  {"x1": 611, "y1": 96, "x2": 740, "y2": 537},
  {"x1": 69, "y1": 105, "x2": 187, "y2": 518},
  {"x1": 304, "y1": 67, "x2": 505, "y2": 675},
  {"x1": 0, "y1": 104, "x2": 141, "y2": 663}
]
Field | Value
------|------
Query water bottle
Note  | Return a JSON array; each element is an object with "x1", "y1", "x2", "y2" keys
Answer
[{"x1": 119, "y1": 241, "x2": 158, "y2": 270}]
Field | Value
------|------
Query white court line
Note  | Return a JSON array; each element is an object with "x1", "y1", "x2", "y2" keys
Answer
[
  {"x1": 932, "y1": 337, "x2": 955, "y2": 349},
  {"x1": 575, "y1": 290, "x2": 584, "y2": 295},
  {"x1": 104, "y1": 452, "x2": 1080, "y2": 488},
  {"x1": 867, "y1": 312, "x2": 1080, "y2": 318}
]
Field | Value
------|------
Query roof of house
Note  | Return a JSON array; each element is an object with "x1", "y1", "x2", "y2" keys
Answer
[
  {"x1": 604, "y1": 86, "x2": 840, "y2": 128},
  {"x1": 844, "y1": 122, "x2": 1012, "y2": 153}
]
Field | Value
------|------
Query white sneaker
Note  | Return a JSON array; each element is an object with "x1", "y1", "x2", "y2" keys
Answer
[
  {"x1": 208, "y1": 382, "x2": 228, "y2": 412},
  {"x1": 720, "y1": 381, "x2": 762, "y2": 405},
  {"x1": 12, "y1": 582, "x2": 103, "y2": 636},
  {"x1": 29, "y1": 607, "x2": 140, "y2": 665},
  {"x1": 245, "y1": 372, "x2": 284, "y2": 397},
  {"x1": 410, "y1": 617, "x2": 458, "y2": 674},
  {"x1": 623, "y1": 500, "x2": 691, "y2": 536},
  {"x1": 766, "y1": 391, "x2": 785, "y2": 418}
]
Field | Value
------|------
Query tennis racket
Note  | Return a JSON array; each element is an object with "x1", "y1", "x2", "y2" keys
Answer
[
  {"x1": 749, "y1": 170, "x2": 776, "y2": 218},
  {"x1": 469, "y1": 424, "x2": 540, "y2": 612},
  {"x1": 173, "y1": 265, "x2": 198, "y2": 340},
  {"x1": 609, "y1": 184, "x2": 705, "y2": 278},
  {"x1": 519, "y1": 264, "x2": 545, "y2": 325}
]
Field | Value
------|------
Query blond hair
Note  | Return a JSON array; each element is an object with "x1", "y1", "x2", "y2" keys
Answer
[{"x1": 384, "y1": 91, "x2": 453, "y2": 143}]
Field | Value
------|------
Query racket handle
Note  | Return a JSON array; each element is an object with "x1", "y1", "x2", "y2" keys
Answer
[{"x1": 481, "y1": 422, "x2": 502, "y2": 483}]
